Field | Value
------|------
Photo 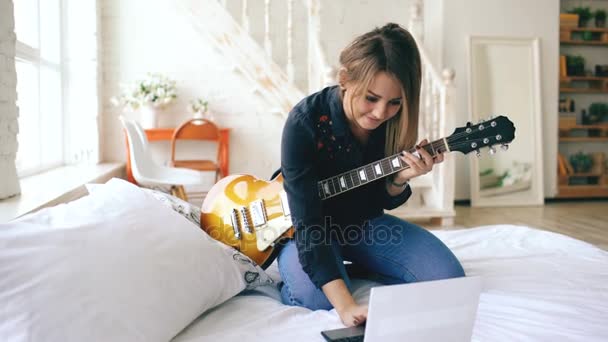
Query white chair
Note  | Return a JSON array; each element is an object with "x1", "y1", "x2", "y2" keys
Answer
[{"x1": 119, "y1": 116, "x2": 215, "y2": 201}]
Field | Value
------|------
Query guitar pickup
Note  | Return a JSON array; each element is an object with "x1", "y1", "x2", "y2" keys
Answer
[
  {"x1": 226, "y1": 209, "x2": 241, "y2": 240},
  {"x1": 279, "y1": 191, "x2": 291, "y2": 217},
  {"x1": 250, "y1": 200, "x2": 267, "y2": 227}
]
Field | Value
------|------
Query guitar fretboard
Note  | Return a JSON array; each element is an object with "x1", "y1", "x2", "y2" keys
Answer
[{"x1": 317, "y1": 138, "x2": 449, "y2": 200}]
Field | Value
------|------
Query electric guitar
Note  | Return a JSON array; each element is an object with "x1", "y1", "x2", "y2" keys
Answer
[{"x1": 200, "y1": 115, "x2": 516, "y2": 268}]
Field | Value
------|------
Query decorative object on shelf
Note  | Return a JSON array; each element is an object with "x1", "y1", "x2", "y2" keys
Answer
[
  {"x1": 583, "y1": 31, "x2": 594, "y2": 41},
  {"x1": 595, "y1": 65, "x2": 608, "y2": 77},
  {"x1": 595, "y1": 9, "x2": 606, "y2": 28},
  {"x1": 581, "y1": 109, "x2": 591, "y2": 125},
  {"x1": 560, "y1": 13, "x2": 579, "y2": 28},
  {"x1": 111, "y1": 73, "x2": 178, "y2": 129},
  {"x1": 591, "y1": 152, "x2": 605, "y2": 174},
  {"x1": 559, "y1": 97, "x2": 575, "y2": 113},
  {"x1": 559, "y1": 115, "x2": 577, "y2": 127},
  {"x1": 569, "y1": 151, "x2": 593, "y2": 173},
  {"x1": 566, "y1": 55, "x2": 586, "y2": 76},
  {"x1": 188, "y1": 98, "x2": 214, "y2": 121},
  {"x1": 569, "y1": 7, "x2": 592, "y2": 27},
  {"x1": 558, "y1": 153, "x2": 574, "y2": 176},
  {"x1": 138, "y1": 105, "x2": 161, "y2": 129},
  {"x1": 589, "y1": 102, "x2": 608, "y2": 123},
  {"x1": 559, "y1": 55, "x2": 567, "y2": 77}
]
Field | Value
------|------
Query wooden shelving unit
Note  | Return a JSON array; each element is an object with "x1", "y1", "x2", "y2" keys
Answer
[
  {"x1": 560, "y1": 137, "x2": 608, "y2": 142},
  {"x1": 559, "y1": 76, "x2": 608, "y2": 93},
  {"x1": 561, "y1": 40, "x2": 608, "y2": 46},
  {"x1": 559, "y1": 122, "x2": 608, "y2": 140},
  {"x1": 560, "y1": 27, "x2": 608, "y2": 45},
  {"x1": 558, "y1": 185, "x2": 608, "y2": 198},
  {"x1": 557, "y1": 7, "x2": 608, "y2": 198}
]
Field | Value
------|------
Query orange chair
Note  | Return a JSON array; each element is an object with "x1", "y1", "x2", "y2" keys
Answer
[{"x1": 170, "y1": 119, "x2": 223, "y2": 182}]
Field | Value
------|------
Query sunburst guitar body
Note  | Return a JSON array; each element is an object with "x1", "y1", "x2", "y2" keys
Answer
[{"x1": 200, "y1": 173, "x2": 294, "y2": 269}]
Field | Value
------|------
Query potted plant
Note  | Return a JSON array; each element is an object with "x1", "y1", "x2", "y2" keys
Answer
[
  {"x1": 111, "y1": 73, "x2": 177, "y2": 128},
  {"x1": 569, "y1": 151, "x2": 593, "y2": 173},
  {"x1": 590, "y1": 102, "x2": 608, "y2": 123},
  {"x1": 588, "y1": 103, "x2": 605, "y2": 124},
  {"x1": 569, "y1": 7, "x2": 592, "y2": 27},
  {"x1": 189, "y1": 98, "x2": 213, "y2": 121},
  {"x1": 566, "y1": 55, "x2": 586, "y2": 76},
  {"x1": 595, "y1": 9, "x2": 607, "y2": 28}
]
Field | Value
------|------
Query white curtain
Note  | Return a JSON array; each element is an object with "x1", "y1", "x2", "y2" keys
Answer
[{"x1": 63, "y1": 0, "x2": 100, "y2": 165}]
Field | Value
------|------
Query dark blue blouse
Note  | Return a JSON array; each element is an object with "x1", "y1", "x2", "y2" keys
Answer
[{"x1": 280, "y1": 85, "x2": 412, "y2": 289}]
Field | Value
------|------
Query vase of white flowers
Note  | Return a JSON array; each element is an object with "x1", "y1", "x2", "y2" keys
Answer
[
  {"x1": 189, "y1": 98, "x2": 214, "y2": 121},
  {"x1": 111, "y1": 73, "x2": 177, "y2": 128},
  {"x1": 138, "y1": 104, "x2": 160, "y2": 129}
]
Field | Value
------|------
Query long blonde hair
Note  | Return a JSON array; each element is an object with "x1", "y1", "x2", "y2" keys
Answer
[{"x1": 338, "y1": 23, "x2": 421, "y2": 155}]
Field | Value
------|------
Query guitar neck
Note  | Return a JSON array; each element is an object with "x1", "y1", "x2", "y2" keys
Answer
[{"x1": 317, "y1": 138, "x2": 450, "y2": 200}]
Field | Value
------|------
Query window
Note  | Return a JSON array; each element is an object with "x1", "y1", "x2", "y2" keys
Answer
[{"x1": 14, "y1": 0, "x2": 64, "y2": 176}]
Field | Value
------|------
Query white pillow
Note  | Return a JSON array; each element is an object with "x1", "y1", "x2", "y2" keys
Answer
[
  {"x1": 0, "y1": 178, "x2": 263, "y2": 342},
  {"x1": 86, "y1": 183, "x2": 273, "y2": 291},
  {"x1": 141, "y1": 188, "x2": 273, "y2": 290}
]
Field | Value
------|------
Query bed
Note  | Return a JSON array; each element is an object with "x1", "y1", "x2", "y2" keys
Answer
[
  {"x1": 173, "y1": 225, "x2": 608, "y2": 342},
  {"x1": 1, "y1": 179, "x2": 607, "y2": 341}
]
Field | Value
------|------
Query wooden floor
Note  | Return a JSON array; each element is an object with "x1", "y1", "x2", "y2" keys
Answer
[{"x1": 411, "y1": 200, "x2": 608, "y2": 251}]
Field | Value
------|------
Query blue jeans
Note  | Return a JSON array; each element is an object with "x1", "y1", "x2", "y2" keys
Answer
[{"x1": 277, "y1": 214, "x2": 465, "y2": 310}]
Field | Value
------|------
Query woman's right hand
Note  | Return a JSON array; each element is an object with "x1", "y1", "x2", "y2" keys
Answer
[
  {"x1": 338, "y1": 302, "x2": 368, "y2": 327},
  {"x1": 322, "y1": 279, "x2": 368, "y2": 326}
]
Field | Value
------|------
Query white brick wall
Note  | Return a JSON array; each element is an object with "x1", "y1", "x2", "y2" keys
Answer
[{"x1": 0, "y1": 0, "x2": 21, "y2": 199}]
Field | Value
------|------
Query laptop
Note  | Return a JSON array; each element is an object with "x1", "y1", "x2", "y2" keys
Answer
[{"x1": 321, "y1": 276, "x2": 482, "y2": 342}]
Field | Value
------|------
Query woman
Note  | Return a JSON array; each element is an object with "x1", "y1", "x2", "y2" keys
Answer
[{"x1": 279, "y1": 23, "x2": 465, "y2": 327}]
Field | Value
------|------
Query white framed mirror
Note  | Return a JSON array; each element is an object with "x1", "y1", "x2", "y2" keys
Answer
[{"x1": 467, "y1": 36, "x2": 544, "y2": 207}]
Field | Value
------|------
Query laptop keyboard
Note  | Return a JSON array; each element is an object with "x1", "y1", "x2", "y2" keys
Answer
[
  {"x1": 321, "y1": 325, "x2": 365, "y2": 342},
  {"x1": 330, "y1": 336, "x2": 363, "y2": 342}
]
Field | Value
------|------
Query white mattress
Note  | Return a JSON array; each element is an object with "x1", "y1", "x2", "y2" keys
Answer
[{"x1": 172, "y1": 225, "x2": 608, "y2": 342}]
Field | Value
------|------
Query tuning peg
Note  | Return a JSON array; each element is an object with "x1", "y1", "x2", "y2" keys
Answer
[
  {"x1": 489, "y1": 146, "x2": 496, "y2": 155},
  {"x1": 500, "y1": 144, "x2": 509, "y2": 151},
  {"x1": 476, "y1": 149, "x2": 482, "y2": 157}
]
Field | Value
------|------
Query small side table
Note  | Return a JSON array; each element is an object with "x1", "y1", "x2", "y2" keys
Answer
[{"x1": 125, "y1": 127, "x2": 230, "y2": 184}]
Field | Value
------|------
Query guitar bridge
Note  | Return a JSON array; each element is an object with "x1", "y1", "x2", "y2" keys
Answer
[{"x1": 239, "y1": 207, "x2": 252, "y2": 234}]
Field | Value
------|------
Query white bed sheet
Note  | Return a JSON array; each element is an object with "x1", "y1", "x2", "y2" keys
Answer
[{"x1": 172, "y1": 225, "x2": 608, "y2": 342}]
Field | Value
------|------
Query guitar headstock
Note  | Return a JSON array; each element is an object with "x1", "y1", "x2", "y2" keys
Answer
[{"x1": 447, "y1": 115, "x2": 515, "y2": 156}]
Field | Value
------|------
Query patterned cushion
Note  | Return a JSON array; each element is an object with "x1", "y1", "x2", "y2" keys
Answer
[{"x1": 142, "y1": 189, "x2": 274, "y2": 290}]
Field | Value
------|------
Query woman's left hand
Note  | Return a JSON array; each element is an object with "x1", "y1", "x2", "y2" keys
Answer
[{"x1": 393, "y1": 139, "x2": 444, "y2": 183}]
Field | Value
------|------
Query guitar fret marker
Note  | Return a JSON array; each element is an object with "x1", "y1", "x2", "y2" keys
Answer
[
  {"x1": 359, "y1": 170, "x2": 366, "y2": 181},
  {"x1": 323, "y1": 182, "x2": 330, "y2": 195},
  {"x1": 340, "y1": 176, "x2": 346, "y2": 189},
  {"x1": 374, "y1": 164, "x2": 382, "y2": 175},
  {"x1": 391, "y1": 157, "x2": 400, "y2": 168}
]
